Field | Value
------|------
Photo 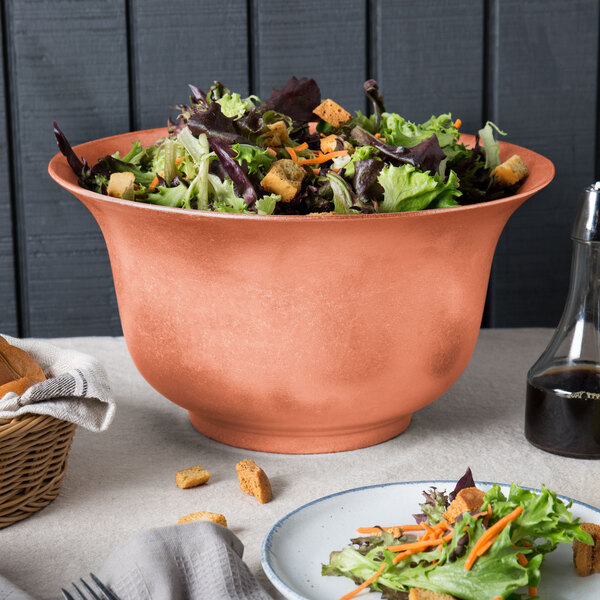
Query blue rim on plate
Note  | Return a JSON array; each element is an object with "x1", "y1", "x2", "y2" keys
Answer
[{"x1": 261, "y1": 480, "x2": 600, "y2": 600}]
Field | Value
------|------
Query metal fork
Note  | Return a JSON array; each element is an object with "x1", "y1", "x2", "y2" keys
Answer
[{"x1": 60, "y1": 573, "x2": 121, "y2": 600}]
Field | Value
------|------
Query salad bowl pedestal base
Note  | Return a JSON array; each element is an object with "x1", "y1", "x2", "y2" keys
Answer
[{"x1": 188, "y1": 411, "x2": 413, "y2": 454}]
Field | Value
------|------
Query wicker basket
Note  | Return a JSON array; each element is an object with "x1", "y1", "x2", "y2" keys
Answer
[{"x1": 0, "y1": 414, "x2": 76, "y2": 528}]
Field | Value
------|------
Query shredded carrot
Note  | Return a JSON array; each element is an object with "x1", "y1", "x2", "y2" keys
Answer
[
  {"x1": 338, "y1": 561, "x2": 386, "y2": 600},
  {"x1": 175, "y1": 156, "x2": 185, "y2": 164},
  {"x1": 149, "y1": 175, "x2": 159, "y2": 188},
  {"x1": 386, "y1": 538, "x2": 446, "y2": 553},
  {"x1": 319, "y1": 133, "x2": 326, "y2": 137},
  {"x1": 475, "y1": 533, "x2": 499, "y2": 557},
  {"x1": 285, "y1": 146, "x2": 299, "y2": 162},
  {"x1": 464, "y1": 506, "x2": 523, "y2": 570},
  {"x1": 483, "y1": 503, "x2": 493, "y2": 527},
  {"x1": 355, "y1": 526, "x2": 403, "y2": 537},
  {"x1": 312, "y1": 168, "x2": 320, "y2": 175},
  {"x1": 356, "y1": 525, "x2": 421, "y2": 535},
  {"x1": 454, "y1": 118, "x2": 462, "y2": 129},
  {"x1": 387, "y1": 530, "x2": 453, "y2": 553},
  {"x1": 392, "y1": 541, "x2": 444, "y2": 564},
  {"x1": 291, "y1": 142, "x2": 308, "y2": 152},
  {"x1": 528, "y1": 587, "x2": 538, "y2": 597},
  {"x1": 517, "y1": 552, "x2": 528, "y2": 566},
  {"x1": 297, "y1": 150, "x2": 348, "y2": 165},
  {"x1": 375, "y1": 133, "x2": 382, "y2": 138},
  {"x1": 418, "y1": 522, "x2": 442, "y2": 541},
  {"x1": 266, "y1": 147, "x2": 277, "y2": 157},
  {"x1": 357, "y1": 524, "x2": 425, "y2": 533},
  {"x1": 469, "y1": 510, "x2": 490, "y2": 520}
]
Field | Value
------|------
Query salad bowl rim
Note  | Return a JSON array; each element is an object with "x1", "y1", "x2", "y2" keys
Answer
[{"x1": 48, "y1": 128, "x2": 555, "y2": 221}]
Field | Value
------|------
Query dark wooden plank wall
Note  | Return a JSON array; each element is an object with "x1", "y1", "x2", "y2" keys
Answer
[
  {"x1": 0, "y1": 0, "x2": 596, "y2": 337},
  {"x1": 0, "y1": 8, "x2": 17, "y2": 336}
]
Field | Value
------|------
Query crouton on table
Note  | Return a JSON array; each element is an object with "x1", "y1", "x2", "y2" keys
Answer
[
  {"x1": 175, "y1": 465, "x2": 210, "y2": 489},
  {"x1": 177, "y1": 511, "x2": 227, "y2": 527},
  {"x1": 235, "y1": 458, "x2": 272, "y2": 504}
]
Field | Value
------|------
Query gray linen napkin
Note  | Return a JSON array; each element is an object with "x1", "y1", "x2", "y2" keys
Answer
[
  {"x1": 0, "y1": 523, "x2": 273, "y2": 600},
  {"x1": 0, "y1": 335, "x2": 114, "y2": 431}
]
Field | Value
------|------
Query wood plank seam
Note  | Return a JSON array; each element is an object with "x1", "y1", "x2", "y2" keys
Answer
[{"x1": 0, "y1": 0, "x2": 26, "y2": 336}]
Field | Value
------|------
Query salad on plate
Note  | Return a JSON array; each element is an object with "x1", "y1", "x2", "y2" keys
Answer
[
  {"x1": 54, "y1": 78, "x2": 529, "y2": 216},
  {"x1": 322, "y1": 468, "x2": 595, "y2": 600}
]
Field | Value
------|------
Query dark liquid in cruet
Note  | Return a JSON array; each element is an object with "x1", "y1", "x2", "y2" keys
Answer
[{"x1": 525, "y1": 365, "x2": 600, "y2": 458}]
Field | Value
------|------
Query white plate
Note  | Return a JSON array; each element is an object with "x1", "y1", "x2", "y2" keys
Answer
[{"x1": 261, "y1": 481, "x2": 600, "y2": 600}]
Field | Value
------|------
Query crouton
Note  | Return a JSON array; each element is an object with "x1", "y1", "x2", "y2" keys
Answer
[
  {"x1": 177, "y1": 511, "x2": 227, "y2": 527},
  {"x1": 261, "y1": 159, "x2": 305, "y2": 202},
  {"x1": 491, "y1": 154, "x2": 529, "y2": 187},
  {"x1": 313, "y1": 99, "x2": 353, "y2": 129},
  {"x1": 320, "y1": 135, "x2": 353, "y2": 154},
  {"x1": 573, "y1": 522, "x2": 600, "y2": 576},
  {"x1": 408, "y1": 589, "x2": 457, "y2": 600},
  {"x1": 262, "y1": 120, "x2": 290, "y2": 148},
  {"x1": 175, "y1": 465, "x2": 210, "y2": 489},
  {"x1": 107, "y1": 172, "x2": 135, "y2": 200},
  {"x1": 235, "y1": 458, "x2": 272, "y2": 504},
  {"x1": 320, "y1": 134, "x2": 342, "y2": 154},
  {"x1": 442, "y1": 487, "x2": 486, "y2": 524}
]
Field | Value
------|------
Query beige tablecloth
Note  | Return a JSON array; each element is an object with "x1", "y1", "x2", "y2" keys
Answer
[{"x1": 1, "y1": 329, "x2": 598, "y2": 599}]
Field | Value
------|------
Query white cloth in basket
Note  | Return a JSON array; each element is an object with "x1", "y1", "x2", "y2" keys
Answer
[{"x1": 0, "y1": 335, "x2": 114, "y2": 432}]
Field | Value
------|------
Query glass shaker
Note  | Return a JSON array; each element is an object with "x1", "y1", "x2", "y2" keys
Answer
[{"x1": 525, "y1": 182, "x2": 600, "y2": 458}]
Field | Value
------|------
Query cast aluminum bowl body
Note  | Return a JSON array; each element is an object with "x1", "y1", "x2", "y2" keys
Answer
[{"x1": 49, "y1": 128, "x2": 554, "y2": 453}]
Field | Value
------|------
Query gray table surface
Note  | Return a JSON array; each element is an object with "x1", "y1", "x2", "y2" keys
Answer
[{"x1": 1, "y1": 329, "x2": 598, "y2": 599}]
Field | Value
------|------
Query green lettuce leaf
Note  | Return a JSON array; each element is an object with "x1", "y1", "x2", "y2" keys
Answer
[
  {"x1": 208, "y1": 174, "x2": 248, "y2": 213},
  {"x1": 256, "y1": 193, "x2": 279, "y2": 215},
  {"x1": 232, "y1": 143, "x2": 276, "y2": 177},
  {"x1": 478, "y1": 121, "x2": 506, "y2": 169},
  {"x1": 343, "y1": 145, "x2": 379, "y2": 177},
  {"x1": 143, "y1": 183, "x2": 188, "y2": 208},
  {"x1": 377, "y1": 164, "x2": 462, "y2": 212},
  {"x1": 216, "y1": 92, "x2": 259, "y2": 119},
  {"x1": 378, "y1": 113, "x2": 459, "y2": 153}
]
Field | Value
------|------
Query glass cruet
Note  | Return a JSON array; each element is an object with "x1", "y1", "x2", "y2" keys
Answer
[{"x1": 525, "y1": 182, "x2": 600, "y2": 458}]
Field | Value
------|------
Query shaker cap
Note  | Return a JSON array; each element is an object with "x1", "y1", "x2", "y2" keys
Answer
[{"x1": 572, "y1": 182, "x2": 600, "y2": 242}]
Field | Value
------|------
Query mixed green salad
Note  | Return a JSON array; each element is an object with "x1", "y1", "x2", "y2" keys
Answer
[
  {"x1": 54, "y1": 78, "x2": 527, "y2": 215},
  {"x1": 323, "y1": 468, "x2": 593, "y2": 600}
]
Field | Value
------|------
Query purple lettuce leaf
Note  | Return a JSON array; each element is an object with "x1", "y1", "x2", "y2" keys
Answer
[
  {"x1": 351, "y1": 126, "x2": 417, "y2": 167},
  {"x1": 188, "y1": 103, "x2": 252, "y2": 145},
  {"x1": 261, "y1": 76, "x2": 321, "y2": 123},
  {"x1": 208, "y1": 136, "x2": 257, "y2": 207},
  {"x1": 53, "y1": 121, "x2": 88, "y2": 180},
  {"x1": 408, "y1": 134, "x2": 446, "y2": 175},
  {"x1": 449, "y1": 467, "x2": 475, "y2": 501},
  {"x1": 353, "y1": 159, "x2": 384, "y2": 203},
  {"x1": 363, "y1": 79, "x2": 385, "y2": 130},
  {"x1": 352, "y1": 126, "x2": 446, "y2": 175},
  {"x1": 188, "y1": 83, "x2": 207, "y2": 107},
  {"x1": 413, "y1": 486, "x2": 450, "y2": 525}
]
